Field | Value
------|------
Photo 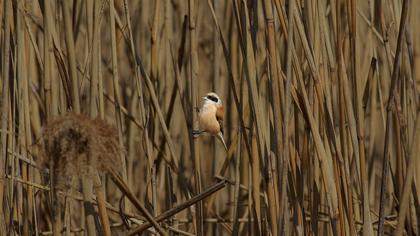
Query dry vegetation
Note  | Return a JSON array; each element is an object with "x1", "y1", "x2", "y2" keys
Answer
[{"x1": 0, "y1": 0, "x2": 419, "y2": 235}]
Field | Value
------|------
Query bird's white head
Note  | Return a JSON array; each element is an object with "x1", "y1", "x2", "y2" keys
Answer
[{"x1": 203, "y1": 92, "x2": 222, "y2": 105}]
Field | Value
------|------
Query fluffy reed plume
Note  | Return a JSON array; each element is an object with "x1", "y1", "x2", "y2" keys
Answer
[{"x1": 40, "y1": 113, "x2": 122, "y2": 190}]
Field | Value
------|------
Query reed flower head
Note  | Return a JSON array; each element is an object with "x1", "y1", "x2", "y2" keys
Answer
[{"x1": 40, "y1": 113, "x2": 123, "y2": 190}]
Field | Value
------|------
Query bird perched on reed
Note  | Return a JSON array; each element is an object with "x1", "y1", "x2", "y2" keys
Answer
[{"x1": 193, "y1": 92, "x2": 228, "y2": 150}]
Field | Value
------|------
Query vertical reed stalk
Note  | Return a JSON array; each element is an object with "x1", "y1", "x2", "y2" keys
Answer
[
  {"x1": 188, "y1": 0, "x2": 203, "y2": 234},
  {"x1": 83, "y1": 1, "x2": 102, "y2": 235},
  {"x1": 262, "y1": 0, "x2": 280, "y2": 233},
  {"x1": 377, "y1": 0, "x2": 409, "y2": 234},
  {"x1": 93, "y1": 175, "x2": 112, "y2": 236},
  {"x1": 250, "y1": 130, "x2": 261, "y2": 234},
  {"x1": 151, "y1": 0, "x2": 161, "y2": 81},
  {"x1": 280, "y1": 0, "x2": 295, "y2": 234},
  {"x1": 17, "y1": 1, "x2": 33, "y2": 234},
  {"x1": 43, "y1": 0, "x2": 62, "y2": 234},
  {"x1": 395, "y1": 116, "x2": 420, "y2": 235},
  {"x1": 0, "y1": 0, "x2": 12, "y2": 234},
  {"x1": 109, "y1": 0, "x2": 128, "y2": 213},
  {"x1": 62, "y1": 0, "x2": 80, "y2": 113}
]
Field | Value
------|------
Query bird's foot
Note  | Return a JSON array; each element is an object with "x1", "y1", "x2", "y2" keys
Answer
[{"x1": 192, "y1": 130, "x2": 203, "y2": 138}]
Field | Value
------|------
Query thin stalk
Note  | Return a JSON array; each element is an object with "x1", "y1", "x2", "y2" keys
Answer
[
  {"x1": 250, "y1": 129, "x2": 261, "y2": 234},
  {"x1": 43, "y1": 0, "x2": 54, "y2": 117},
  {"x1": 150, "y1": 0, "x2": 161, "y2": 81},
  {"x1": 232, "y1": 127, "x2": 242, "y2": 235},
  {"x1": 48, "y1": 0, "x2": 59, "y2": 117}
]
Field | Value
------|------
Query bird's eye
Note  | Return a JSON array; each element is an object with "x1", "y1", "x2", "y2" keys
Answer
[{"x1": 207, "y1": 95, "x2": 218, "y2": 102}]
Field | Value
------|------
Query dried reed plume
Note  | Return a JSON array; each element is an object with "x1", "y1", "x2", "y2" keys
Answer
[{"x1": 40, "y1": 113, "x2": 122, "y2": 190}]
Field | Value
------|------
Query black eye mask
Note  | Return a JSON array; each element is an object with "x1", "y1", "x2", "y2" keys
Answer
[{"x1": 207, "y1": 95, "x2": 219, "y2": 103}]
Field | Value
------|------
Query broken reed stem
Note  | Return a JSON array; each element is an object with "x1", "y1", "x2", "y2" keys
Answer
[
  {"x1": 107, "y1": 169, "x2": 169, "y2": 236},
  {"x1": 128, "y1": 180, "x2": 227, "y2": 235}
]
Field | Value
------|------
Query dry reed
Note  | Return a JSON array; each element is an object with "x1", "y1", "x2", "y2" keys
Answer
[{"x1": 0, "y1": 0, "x2": 419, "y2": 235}]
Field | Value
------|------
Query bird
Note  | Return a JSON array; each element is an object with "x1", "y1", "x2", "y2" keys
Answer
[{"x1": 192, "y1": 92, "x2": 228, "y2": 151}]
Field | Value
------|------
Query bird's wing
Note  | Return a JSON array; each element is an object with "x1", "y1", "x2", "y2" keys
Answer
[
  {"x1": 216, "y1": 106, "x2": 224, "y2": 134},
  {"x1": 219, "y1": 120, "x2": 224, "y2": 135},
  {"x1": 216, "y1": 106, "x2": 224, "y2": 121}
]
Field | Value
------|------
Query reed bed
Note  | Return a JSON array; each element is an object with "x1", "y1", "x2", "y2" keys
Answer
[{"x1": 0, "y1": 0, "x2": 419, "y2": 235}]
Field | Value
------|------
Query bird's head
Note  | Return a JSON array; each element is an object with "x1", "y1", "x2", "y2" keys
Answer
[{"x1": 203, "y1": 92, "x2": 222, "y2": 106}]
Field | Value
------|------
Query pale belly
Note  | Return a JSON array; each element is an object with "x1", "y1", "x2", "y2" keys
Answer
[{"x1": 199, "y1": 111, "x2": 220, "y2": 135}]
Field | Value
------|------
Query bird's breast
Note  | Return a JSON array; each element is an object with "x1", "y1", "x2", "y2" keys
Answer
[{"x1": 199, "y1": 110, "x2": 220, "y2": 135}]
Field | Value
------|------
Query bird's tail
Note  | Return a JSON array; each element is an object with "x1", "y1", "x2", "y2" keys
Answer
[{"x1": 216, "y1": 132, "x2": 228, "y2": 151}]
